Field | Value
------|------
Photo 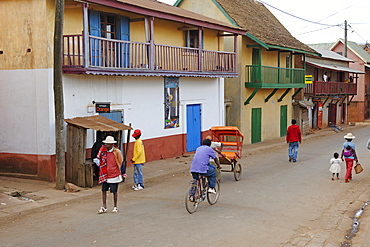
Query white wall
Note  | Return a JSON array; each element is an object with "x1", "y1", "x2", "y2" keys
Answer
[
  {"x1": 1, "y1": 70, "x2": 224, "y2": 156},
  {"x1": 63, "y1": 75, "x2": 224, "y2": 149},
  {"x1": 0, "y1": 69, "x2": 55, "y2": 155}
]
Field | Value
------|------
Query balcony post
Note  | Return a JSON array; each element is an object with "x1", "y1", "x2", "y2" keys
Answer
[
  {"x1": 198, "y1": 27, "x2": 203, "y2": 71},
  {"x1": 82, "y1": 3, "x2": 89, "y2": 68},
  {"x1": 234, "y1": 34, "x2": 238, "y2": 73},
  {"x1": 149, "y1": 17, "x2": 155, "y2": 70}
]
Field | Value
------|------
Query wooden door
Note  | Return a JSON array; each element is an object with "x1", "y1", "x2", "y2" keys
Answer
[
  {"x1": 280, "y1": 105, "x2": 288, "y2": 137},
  {"x1": 66, "y1": 125, "x2": 87, "y2": 187},
  {"x1": 251, "y1": 108, "x2": 262, "y2": 143}
]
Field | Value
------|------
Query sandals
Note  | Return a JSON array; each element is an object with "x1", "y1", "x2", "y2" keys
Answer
[
  {"x1": 98, "y1": 207, "x2": 118, "y2": 213},
  {"x1": 97, "y1": 207, "x2": 107, "y2": 214}
]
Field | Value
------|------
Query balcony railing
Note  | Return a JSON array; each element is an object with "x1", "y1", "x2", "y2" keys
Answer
[
  {"x1": 305, "y1": 81, "x2": 357, "y2": 95},
  {"x1": 63, "y1": 34, "x2": 236, "y2": 74},
  {"x1": 245, "y1": 65, "x2": 305, "y2": 87}
]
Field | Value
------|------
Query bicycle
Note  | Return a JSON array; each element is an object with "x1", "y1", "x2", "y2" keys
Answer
[{"x1": 185, "y1": 175, "x2": 220, "y2": 214}]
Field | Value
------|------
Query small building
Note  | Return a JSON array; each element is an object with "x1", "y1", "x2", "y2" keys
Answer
[{"x1": 304, "y1": 47, "x2": 364, "y2": 129}]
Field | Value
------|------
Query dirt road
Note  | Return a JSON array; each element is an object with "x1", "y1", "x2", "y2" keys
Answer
[{"x1": 1, "y1": 125, "x2": 370, "y2": 246}]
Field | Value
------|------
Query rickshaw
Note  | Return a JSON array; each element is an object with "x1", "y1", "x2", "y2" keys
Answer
[{"x1": 210, "y1": 126, "x2": 244, "y2": 181}]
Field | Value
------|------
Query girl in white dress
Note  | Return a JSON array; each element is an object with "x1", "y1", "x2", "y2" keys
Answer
[{"x1": 329, "y1": 152, "x2": 342, "y2": 180}]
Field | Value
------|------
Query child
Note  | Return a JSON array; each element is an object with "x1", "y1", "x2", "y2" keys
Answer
[
  {"x1": 130, "y1": 129, "x2": 146, "y2": 190},
  {"x1": 329, "y1": 152, "x2": 342, "y2": 180}
]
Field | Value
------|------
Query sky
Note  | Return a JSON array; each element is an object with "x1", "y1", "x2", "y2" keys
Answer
[{"x1": 157, "y1": 0, "x2": 370, "y2": 45}]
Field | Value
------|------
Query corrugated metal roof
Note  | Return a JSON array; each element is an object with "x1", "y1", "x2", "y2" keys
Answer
[
  {"x1": 328, "y1": 38, "x2": 370, "y2": 63},
  {"x1": 309, "y1": 47, "x2": 353, "y2": 62},
  {"x1": 65, "y1": 115, "x2": 132, "y2": 131},
  {"x1": 306, "y1": 61, "x2": 365, "y2": 74},
  {"x1": 86, "y1": 0, "x2": 246, "y2": 34}
]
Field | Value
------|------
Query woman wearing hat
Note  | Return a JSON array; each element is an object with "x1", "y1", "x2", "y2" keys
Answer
[{"x1": 341, "y1": 133, "x2": 358, "y2": 183}]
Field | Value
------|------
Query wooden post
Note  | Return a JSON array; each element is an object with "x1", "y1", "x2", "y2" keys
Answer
[
  {"x1": 82, "y1": 3, "x2": 89, "y2": 67},
  {"x1": 149, "y1": 17, "x2": 155, "y2": 70},
  {"x1": 54, "y1": 0, "x2": 65, "y2": 190},
  {"x1": 198, "y1": 27, "x2": 203, "y2": 71},
  {"x1": 234, "y1": 34, "x2": 237, "y2": 73}
]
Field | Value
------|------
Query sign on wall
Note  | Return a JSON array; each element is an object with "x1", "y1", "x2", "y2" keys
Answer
[
  {"x1": 164, "y1": 77, "x2": 179, "y2": 129},
  {"x1": 95, "y1": 102, "x2": 111, "y2": 113},
  {"x1": 305, "y1": 75, "x2": 313, "y2": 84}
]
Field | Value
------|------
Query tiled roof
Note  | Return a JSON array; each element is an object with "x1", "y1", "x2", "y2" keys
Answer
[{"x1": 214, "y1": 0, "x2": 316, "y2": 53}]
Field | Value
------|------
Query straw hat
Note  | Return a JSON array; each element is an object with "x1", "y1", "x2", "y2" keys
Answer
[
  {"x1": 344, "y1": 133, "x2": 355, "y2": 139},
  {"x1": 103, "y1": 136, "x2": 117, "y2": 144}
]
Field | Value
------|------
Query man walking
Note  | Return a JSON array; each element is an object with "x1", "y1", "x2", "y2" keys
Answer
[{"x1": 286, "y1": 119, "x2": 302, "y2": 163}]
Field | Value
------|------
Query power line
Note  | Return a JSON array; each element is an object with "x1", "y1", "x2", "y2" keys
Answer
[
  {"x1": 295, "y1": 26, "x2": 338, "y2": 36},
  {"x1": 258, "y1": 0, "x2": 341, "y2": 27}
]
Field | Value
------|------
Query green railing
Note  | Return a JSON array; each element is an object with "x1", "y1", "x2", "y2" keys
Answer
[{"x1": 245, "y1": 65, "x2": 305, "y2": 84}]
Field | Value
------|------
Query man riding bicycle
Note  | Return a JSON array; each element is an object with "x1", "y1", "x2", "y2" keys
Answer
[{"x1": 190, "y1": 139, "x2": 221, "y2": 194}]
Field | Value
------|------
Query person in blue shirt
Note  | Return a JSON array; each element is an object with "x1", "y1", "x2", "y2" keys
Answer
[
  {"x1": 341, "y1": 133, "x2": 358, "y2": 183},
  {"x1": 190, "y1": 139, "x2": 220, "y2": 193}
]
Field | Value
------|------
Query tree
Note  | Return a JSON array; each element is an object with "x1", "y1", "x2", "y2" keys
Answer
[{"x1": 54, "y1": 0, "x2": 65, "y2": 190}]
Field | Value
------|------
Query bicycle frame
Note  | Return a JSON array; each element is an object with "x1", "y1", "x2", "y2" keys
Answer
[{"x1": 185, "y1": 175, "x2": 220, "y2": 214}]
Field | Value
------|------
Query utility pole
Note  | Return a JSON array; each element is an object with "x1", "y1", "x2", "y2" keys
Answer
[
  {"x1": 54, "y1": 0, "x2": 65, "y2": 190},
  {"x1": 344, "y1": 20, "x2": 348, "y2": 57}
]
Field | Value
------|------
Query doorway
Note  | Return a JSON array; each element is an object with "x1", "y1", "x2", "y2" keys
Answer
[
  {"x1": 186, "y1": 104, "x2": 201, "y2": 152},
  {"x1": 280, "y1": 105, "x2": 288, "y2": 137},
  {"x1": 251, "y1": 108, "x2": 262, "y2": 143}
]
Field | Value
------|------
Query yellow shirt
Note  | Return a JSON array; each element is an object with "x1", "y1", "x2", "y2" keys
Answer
[{"x1": 132, "y1": 139, "x2": 146, "y2": 164}]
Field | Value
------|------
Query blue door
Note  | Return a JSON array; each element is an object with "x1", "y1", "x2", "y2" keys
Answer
[
  {"x1": 119, "y1": 16, "x2": 130, "y2": 68},
  {"x1": 100, "y1": 111, "x2": 122, "y2": 123},
  {"x1": 89, "y1": 11, "x2": 130, "y2": 67},
  {"x1": 89, "y1": 10, "x2": 101, "y2": 66},
  {"x1": 100, "y1": 111, "x2": 123, "y2": 150},
  {"x1": 186, "y1": 104, "x2": 201, "y2": 152}
]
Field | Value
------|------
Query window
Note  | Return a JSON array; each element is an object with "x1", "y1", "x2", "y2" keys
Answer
[
  {"x1": 285, "y1": 55, "x2": 290, "y2": 77},
  {"x1": 164, "y1": 77, "x2": 180, "y2": 129},
  {"x1": 185, "y1": 30, "x2": 199, "y2": 48},
  {"x1": 100, "y1": 13, "x2": 116, "y2": 39}
]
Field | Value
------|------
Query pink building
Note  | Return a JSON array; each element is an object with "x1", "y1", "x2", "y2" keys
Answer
[{"x1": 331, "y1": 39, "x2": 370, "y2": 121}]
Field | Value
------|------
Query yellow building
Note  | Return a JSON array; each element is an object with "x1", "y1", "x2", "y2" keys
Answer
[{"x1": 175, "y1": 0, "x2": 319, "y2": 143}]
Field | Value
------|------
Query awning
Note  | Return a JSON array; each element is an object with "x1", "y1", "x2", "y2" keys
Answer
[
  {"x1": 297, "y1": 100, "x2": 314, "y2": 108},
  {"x1": 64, "y1": 115, "x2": 132, "y2": 131},
  {"x1": 306, "y1": 61, "x2": 365, "y2": 74}
]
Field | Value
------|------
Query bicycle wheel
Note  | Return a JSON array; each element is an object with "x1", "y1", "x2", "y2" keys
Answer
[
  {"x1": 207, "y1": 180, "x2": 220, "y2": 205},
  {"x1": 185, "y1": 184, "x2": 199, "y2": 214},
  {"x1": 233, "y1": 163, "x2": 242, "y2": 181}
]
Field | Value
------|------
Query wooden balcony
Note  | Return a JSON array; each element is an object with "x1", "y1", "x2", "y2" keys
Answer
[
  {"x1": 305, "y1": 81, "x2": 357, "y2": 96},
  {"x1": 62, "y1": 34, "x2": 237, "y2": 77},
  {"x1": 245, "y1": 65, "x2": 306, "y2": 88}
]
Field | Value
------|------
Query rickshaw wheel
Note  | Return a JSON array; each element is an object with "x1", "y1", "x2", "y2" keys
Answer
[{"x1": 233, "y1": 163, "x2": 242, "y2": 181}]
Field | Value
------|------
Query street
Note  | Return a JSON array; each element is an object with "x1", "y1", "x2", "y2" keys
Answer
[{"x1": 1, "y1": 125, "x2": 370, "y2": 247}]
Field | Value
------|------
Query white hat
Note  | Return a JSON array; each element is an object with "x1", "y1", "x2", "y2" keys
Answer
[
  {"x1": 344, "y1": 133, "x2": 355, "y2": 139},
  {"x1": 103, "y1": 136, "x2": 117, "y2": 144}
]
